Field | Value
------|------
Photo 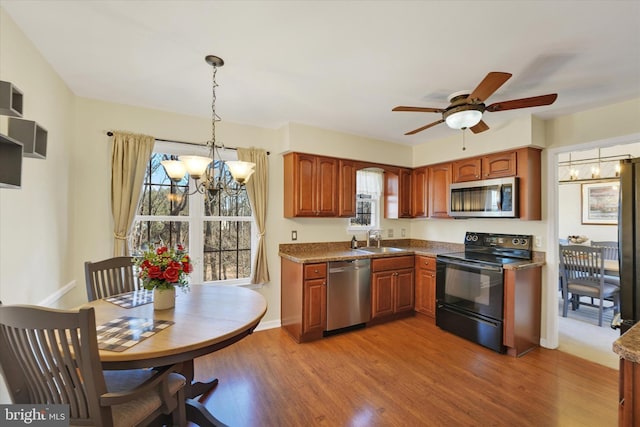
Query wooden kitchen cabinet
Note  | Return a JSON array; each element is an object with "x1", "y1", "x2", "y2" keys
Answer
[
  {"x1": 370, "y1": 256, "x2": 415, "y2": 323},
  {"x1": 502, "y1": 265, "x2": 541, "y2": 357},
  {"x1": 618, "y1": 357, "x2": 640, "y2": 427},
  {"x1": 482, "y1": 151, "x2": 517, "y2": 179},
  {"x1": 513, "y1": 147, "x2": 541, "y2": 221},
  {"x1": 281, "y1": 258, "x2": 327, "y2": 342},
  {"x1": 414, "y1": 255, "x2": 436, "y2": 318},
  {"x1": 411, "y1": 166, "x2": 428, "y2": 217},
  {"x1": 284, "y1": 152, "x2": 338, "y2": 217},
  {"x1": 384, "y1": 167, "x2": 412, "y2": 218},
  {"x1": 338, "y1": 159, "x2": 357, "y2": 217},
  {"x1": 452, "y1": 158, "x2": 482, "y2": 182},
  {"x1": 452, "y1": 151, "x2": 516, "y2": 182},
  {"x1": 428, "y1": 162, "x2": 452, "y2": 218}
]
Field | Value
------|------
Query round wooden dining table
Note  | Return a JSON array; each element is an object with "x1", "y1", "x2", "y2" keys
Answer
[{"x1": 80, "y1": 284, "x2": 267, "y2": 426}]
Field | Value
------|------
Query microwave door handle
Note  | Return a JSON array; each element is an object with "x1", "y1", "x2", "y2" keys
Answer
[{"x1": 496, "y1": 184, "x2": 502, "y2": 211}]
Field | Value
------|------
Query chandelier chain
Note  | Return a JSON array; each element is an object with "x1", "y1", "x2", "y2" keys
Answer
[{"x1": 211, "y1": 64, "x2": 221, "y2": 147}]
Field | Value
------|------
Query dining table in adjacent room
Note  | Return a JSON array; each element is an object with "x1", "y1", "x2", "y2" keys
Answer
[{"x1": 79, "y1": 284, "x2": 268, "y2": 427}]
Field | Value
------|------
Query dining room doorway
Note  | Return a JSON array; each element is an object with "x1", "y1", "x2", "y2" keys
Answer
[{"x1": 555, "y1": 141, "x2": 640, "y2": 368}]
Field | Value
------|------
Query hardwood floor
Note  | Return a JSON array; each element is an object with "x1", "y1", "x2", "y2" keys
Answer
[{"x1": 193, "y1": 315, "x2": 618, "y2": 426}]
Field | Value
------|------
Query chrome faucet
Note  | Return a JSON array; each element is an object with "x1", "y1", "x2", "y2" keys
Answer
[{"x1": 368, "y1": 229, "x2": 382, "y2": 248}]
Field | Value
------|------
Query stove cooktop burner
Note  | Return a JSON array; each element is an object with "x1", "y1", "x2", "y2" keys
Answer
[{"x1": 437, "y1": 232, "x2": 534, "y2": 266}]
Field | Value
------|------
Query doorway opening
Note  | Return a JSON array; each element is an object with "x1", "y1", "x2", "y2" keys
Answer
[{"x1": 555, "y1": 142, "x2": 640, "y2": 369}]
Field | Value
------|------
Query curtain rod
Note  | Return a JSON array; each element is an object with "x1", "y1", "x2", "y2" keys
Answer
[{"x1": 106, "y1": 131, "x2": 270, "y2": 155}]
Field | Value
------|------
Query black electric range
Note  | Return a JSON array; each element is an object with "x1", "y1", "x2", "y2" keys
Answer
[{"x1": 435, "y1": 232, "x2": 534, "y2": 353}]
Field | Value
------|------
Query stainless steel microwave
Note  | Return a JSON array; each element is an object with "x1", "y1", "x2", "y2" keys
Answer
[{"x1": 449, "y1": 177, "x2": 518, "y2": 218}]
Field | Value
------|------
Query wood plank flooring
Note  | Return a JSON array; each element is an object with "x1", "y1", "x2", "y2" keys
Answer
[{"x1": 193, "y1": 315, "x2": 618, "y2": 427}]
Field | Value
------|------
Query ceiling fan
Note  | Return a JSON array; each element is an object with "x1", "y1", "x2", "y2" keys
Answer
[{"x1": 393, "y1": 72, "x2": 558, "y2": 135}]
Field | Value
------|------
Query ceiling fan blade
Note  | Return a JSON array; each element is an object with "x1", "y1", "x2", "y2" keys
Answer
[
  {"x1": 405, "y1": 119, "x2": 445, "y2": 135},
  {"x1": 470, "y1": 120, "x2": 489, "y2": 134},
  {"x1": 486, "y1": 93, "x2": 558, "y2": 112},
  {"x1": 393, "y1": 106, "x2": 444, "y2": 113},
  {"x1": 467, "y1": 72, "x2": 512, "y2": 103}
]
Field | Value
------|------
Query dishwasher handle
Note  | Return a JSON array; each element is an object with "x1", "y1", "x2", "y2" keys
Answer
[{"x1": 328, "y1": 259, "x2": 369, "y2": 273}]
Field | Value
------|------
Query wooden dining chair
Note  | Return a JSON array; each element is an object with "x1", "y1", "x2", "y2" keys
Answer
[
  {"x1": 0, "y1": 304, "x2": 187, "y2": 427},
  {"x1": 559, "y1": 244, "x2": 620, "y2": 326},
  {"x1": 591, "y1": 240, "x2": 619, "y2": 260},
  {"x1": 85, "y1": 256, "x2": 139, "y2": 301}
]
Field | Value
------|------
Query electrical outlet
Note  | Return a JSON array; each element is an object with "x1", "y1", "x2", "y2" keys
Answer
[
  {"x1": 401, "y1": 228, "x2": 406, "y2": 237},
  {"x1": 291, "y1": 230, "x2": 297, "y2": 241},
  {"x1": 535, "y1": 236, "x2": 542, "y2": 248},
  {"x1": 388, "y1": 229, "x2": 394, "y2": 238}
]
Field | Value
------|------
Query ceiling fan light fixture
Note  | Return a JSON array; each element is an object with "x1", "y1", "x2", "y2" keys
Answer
[{"x1": 445, "y1": 109, "x2": 483, "y2": 130}]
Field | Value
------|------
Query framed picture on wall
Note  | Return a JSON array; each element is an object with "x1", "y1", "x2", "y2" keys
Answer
[{"x1": 581, "y1": 181, "x2": 619, "y2": 225}]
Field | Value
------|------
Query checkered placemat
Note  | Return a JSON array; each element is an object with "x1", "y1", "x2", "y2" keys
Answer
[
  {"x1": 96, "y1": 316, "x2": 174, "y2": 352},
  {"x1": 104, "y1": 289, "x2": 153, "y2": 308}
]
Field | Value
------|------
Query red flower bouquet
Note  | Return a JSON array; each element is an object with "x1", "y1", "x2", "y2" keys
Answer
[{"x1": 135, "y1": 244, "x2": 192, "y2": 291}]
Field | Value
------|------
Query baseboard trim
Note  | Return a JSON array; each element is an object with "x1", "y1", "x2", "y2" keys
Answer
[
  {"x1": 255, "y1": 319, "x2": 280, "y2": 332},
  {"x1": 38, "y1": 280, "x2": 76, "y2": 307}
]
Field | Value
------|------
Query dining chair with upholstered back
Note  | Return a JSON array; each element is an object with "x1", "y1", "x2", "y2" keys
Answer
[
  {"x1": 85, "y1": 256, "x2": 138, "y2": 301},
  {"x1": 591, "y1": 240, "x2": 619, "y2": 260},
  {"x1": 559, "y1": 244, "x2": 620, "y2": 326},
  {"x1": 0, "y1": 304, "x2": 186, "y2": 427}
]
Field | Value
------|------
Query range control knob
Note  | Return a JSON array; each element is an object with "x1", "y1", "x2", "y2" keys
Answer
[{"x1": 512, "y1": 238, "x2": 520, "y2": 245}]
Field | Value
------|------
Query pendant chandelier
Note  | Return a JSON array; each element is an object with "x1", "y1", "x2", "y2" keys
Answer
[{"x1": 161, "y1": 55, "x2": 255, "y2": 195}]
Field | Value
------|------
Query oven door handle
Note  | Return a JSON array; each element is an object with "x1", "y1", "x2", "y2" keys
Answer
[{"x1": 439, "y1": 258, "x2": 503, "y2": 272}]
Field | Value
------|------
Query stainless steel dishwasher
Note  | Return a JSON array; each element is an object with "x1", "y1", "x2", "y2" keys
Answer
[{"x1": 326, "y1": 258, "x2": 371, "y2": 333}]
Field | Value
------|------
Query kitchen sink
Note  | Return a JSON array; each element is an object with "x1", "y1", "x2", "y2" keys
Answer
[{"x1": 357, "y1": 247, "x2": 406, "y2": 254}]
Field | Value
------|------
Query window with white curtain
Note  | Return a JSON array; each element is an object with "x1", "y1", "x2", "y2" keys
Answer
[{"x1": 348, "y1": 169, "x2": 383, "y2": 230}]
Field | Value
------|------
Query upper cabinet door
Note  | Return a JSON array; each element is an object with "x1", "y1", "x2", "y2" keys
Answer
[
  {"x1": 429, "y1": 163, "x2": 452, "y2": 218},
  {"x1": 482, "y1": 151, "x2": 517, "y2": 179},
  {"x1": 411, "y1": 167, "x2": 428, "y2": 218},
  {"x1": 338, "y1": 160, "x2": 357, "y2": 218},
  {"x1": 452, "y1": 158, "x2": 482, "y2": 183},
  {"x1": 315, "y1": 156, "x2": 339, "y2": 216},
  {"x1": 294, "y1": 153, "x2": 317, "y2": 216}
]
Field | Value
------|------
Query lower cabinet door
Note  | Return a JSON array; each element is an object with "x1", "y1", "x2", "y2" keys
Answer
[
  {"x1": 303, "y1": 278, "x2": 326, "y2": 336},
  {"x1": 395, "y1": 269, "x2": 415, "y2": 313},
  {"x1": 371, "y1": 271, "x2": 394, "y2": 319}
]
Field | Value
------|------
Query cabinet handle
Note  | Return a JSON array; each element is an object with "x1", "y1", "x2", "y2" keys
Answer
[{"x1": 314, "y1": 269, "x2": 319, "y2": 273}]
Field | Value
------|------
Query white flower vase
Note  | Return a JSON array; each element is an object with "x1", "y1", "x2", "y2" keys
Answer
[{"x1": 153, "y1": 287, "x2": 176, "y2": 310}]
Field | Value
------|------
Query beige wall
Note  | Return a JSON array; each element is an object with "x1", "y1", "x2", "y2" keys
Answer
[{"x1": 0, "y1": 8, "x2": 75, "y2": 305}]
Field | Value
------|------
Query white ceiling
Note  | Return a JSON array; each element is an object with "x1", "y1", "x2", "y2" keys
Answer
[{"x1": 3, "y1": 1, "x2": 640, "y2": 146}]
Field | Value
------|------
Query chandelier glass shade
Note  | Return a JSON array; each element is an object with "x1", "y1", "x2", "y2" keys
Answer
[{"x1": 160, "y1": 55, "x2": 255, "y2": 195}]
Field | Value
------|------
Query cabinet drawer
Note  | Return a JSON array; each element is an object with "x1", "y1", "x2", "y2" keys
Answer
[
  {"x1": 372, "y1": 256, "x2": 414, "y2": 272},
  {"x1": 415, "y1": 256, "x2": 436, "y2": 271},
  {"x1": 304, "y1": 263, "x2": 327, "y2": 279}
]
